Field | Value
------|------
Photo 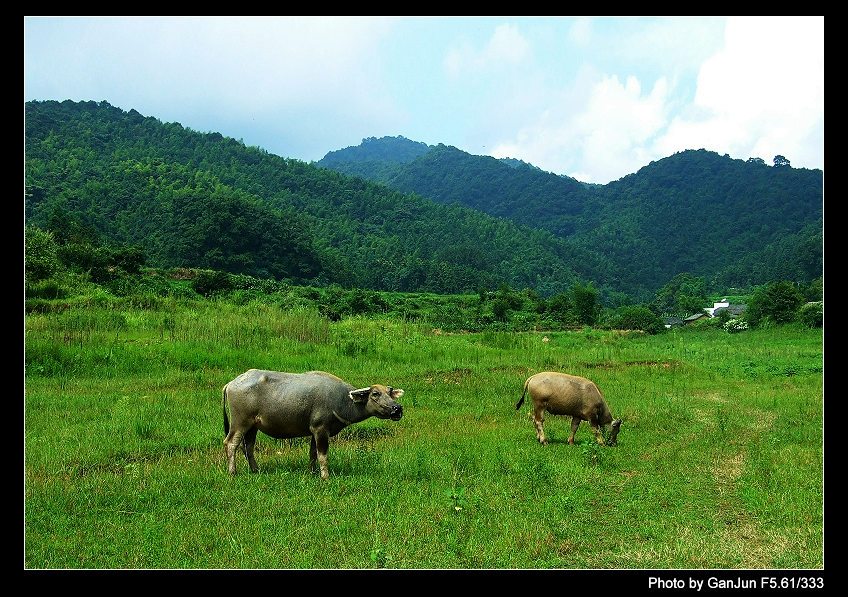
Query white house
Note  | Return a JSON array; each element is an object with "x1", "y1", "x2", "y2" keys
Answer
[{"x1": 706, "y1": 299, "x2": 730, "y2": 317}]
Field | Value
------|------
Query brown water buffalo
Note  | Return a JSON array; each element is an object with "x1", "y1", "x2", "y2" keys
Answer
[
  {"x1": 222, "y1": 370, "x2": 404, "y2": 480},
  {"x1": 516, "y1": 371, "x2": 621, "y2": 446}
]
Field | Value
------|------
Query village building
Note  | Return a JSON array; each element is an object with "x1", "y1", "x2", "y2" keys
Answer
[{"x1": 664, "y1": 300, "x2": 747, "y2": 328}]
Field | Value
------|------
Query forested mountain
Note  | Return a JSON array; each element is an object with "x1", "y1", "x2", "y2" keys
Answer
[
  {"x1": 317, "y1": 137, "x2": 823, "y2": 296},
  {"x1": 581, "y1": 151, "x2": 823, "y2": 293},
  {"x1": 320, "y1": 142, "x2": 592, "y2": 239},
  {"x1": 320, "y1": 135, "x2": 432, "y2": 166},
  {"x1": 24, "y1": 100, "x2": 590, "y2": 297},
  {"x1": 24, "y1": 100, "x2": 823, "y2": 302}
]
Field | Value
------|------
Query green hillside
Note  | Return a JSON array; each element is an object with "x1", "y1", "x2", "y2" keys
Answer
[
  {"x1": 318, "y1": 138, "x2": 823, "y2": 297},
  {"x1": 25, "y1": 100, "x2": 822, "y2": 301},
  {"x1": 583, "y1": 150, "x2": 823, "y2": 293},
  {"x1": 319, "y1": 141, "x2": 591, "y2": 238},
  {"x1": 24, "y1": 100, "x2": 587, "y2": 296}
]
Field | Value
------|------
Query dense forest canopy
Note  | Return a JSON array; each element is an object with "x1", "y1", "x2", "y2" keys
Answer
[
  {"x1": 318, "y1": 137, "x2": 823, "y2": 298},
  {"x1": 24, "y1": 100, "x2": 589, "y2": 297},
  {"x1": 25, "y1": 100, "x2": 822, "y2": 302}
]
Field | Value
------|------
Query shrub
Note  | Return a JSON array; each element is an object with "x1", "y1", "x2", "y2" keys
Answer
[
  {"x1": 799, "y1": 301, "x2": 823, "y2": 328},
  {"x1": 24, "y1": 226, "x2": 60, "y2": 282},
  {"x1": 747, "y1": 281, "x2": 804, "y2": 327},
  {"x1": 491, "y1": 298, "x2": 511, "y2": 322},
  {"x1": 25, "y1": 279, "x2": 67, "y2": 300},
  {"x1": 613, "y1": 305, "x2": 665, "y2": 334},
  {"x1": 191, "y1": 270, "x2": 233, "y2": 297},
  {"x1": 546, "y1": 292, "x2": 572, "y2": 321},
  {"x1": 724, "y1": 318, "x2": 749, "y2": 334},
  {"x1": 229, "y1": 273, "x2": 282, "y2": 294}
]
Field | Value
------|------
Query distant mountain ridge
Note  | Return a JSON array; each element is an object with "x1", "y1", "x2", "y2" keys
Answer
[
  {"x1": 25, "y1": 100, "x2": 590, "y2": 297},
  {"x1": 317, "y1": 136, "x2": 823, "y2": 294},
  {"x1": 318, "y1": 140, "x2": 592, "y2": 237},
  {"x1": 319, "y1": 135, "x2": 431, "y2": 165},
  {"x1": 25, "y1": 101, "x2": 823, "y2": 301}
]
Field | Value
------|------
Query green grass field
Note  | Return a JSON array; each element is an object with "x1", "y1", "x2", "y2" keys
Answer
[{"x1": 24, "y1": 299, "x2": 823, "y2": 569}]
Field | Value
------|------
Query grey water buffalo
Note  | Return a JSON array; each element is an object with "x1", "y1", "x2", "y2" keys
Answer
[
  {"x1": 222, "y1": 370, "x2": 404, "y2": 480},
  {"x1": 516, "y1": 371, "x2": 621, "y2": 446}
]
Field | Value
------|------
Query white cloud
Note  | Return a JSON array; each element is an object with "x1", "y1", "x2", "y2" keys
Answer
[
  {"x1": 655, "y1": 16, "x2": 824, "y2": 166},
  {"x1": 156, "y1": 17, "x2": 393, "y2": 111},
  {"x1": 491, "y1": 71, "x2": 673, "y2": 183},
  {"x1": 488, "y1": 16, "x2": 823, "y2": 182},
  {"x1": 487, "y1": 23, "x2": 532, "y2": 64},
  {"x1": 25, "y1": 17, "x2": 404, "y2": 160},
  {"x1": 567, "y1": 18, "x2": 593, "y2": 46},
  {"x1": 578, "y1": 75, "x2": 671, "y2": 179},
  {"x1": 613, "y1": 17, "x2": 725, "y2": 76},
  {"x1": 444, "y1": 23, "x2": 531, "y2": 78}
]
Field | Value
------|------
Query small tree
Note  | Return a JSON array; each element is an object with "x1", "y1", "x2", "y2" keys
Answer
[
  {"x1": 799, "y1": 301, "x2": 823, "y2": 328},
  {"x1": 24, "y1": 226, "x2": 60, "y2": 283},
  {"x1": 491, "y1": 298, "x2": 511, "y2": 322},
  {"x1": 678, "y1": 295, "x2": 708, "y2": 318},
  {"x1": 191, "y1": 270, "x2": 234, "y2": 297},
  {"x1": 572, "y1": 282, "x2": 599, "y2": 326},
  {"x1": 652, "y1": 273, "x2": 707, "y2": 317},
  {"x1": 546, "y1": 292, "x2": 572, "y2": 322},
  {"x1": 112, "y1": 245, "x2": 147, "y2": 276},
  {"x1": 746, "y1": 281, "x2": 804, "y2": 326},
  {"x1": 614, "y1": 305, "x2": 665, "y2": 334},
  {"x1": 801, "y1": 277, "x2": 823, "y2": 302},
  {"x1": 724, "y1": 318, "x2": 749, "y2": 334}
]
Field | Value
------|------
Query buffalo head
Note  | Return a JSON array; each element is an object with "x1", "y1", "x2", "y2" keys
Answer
[{"x1": 349, "y1": 385, "x2": 404, "y2": 421}]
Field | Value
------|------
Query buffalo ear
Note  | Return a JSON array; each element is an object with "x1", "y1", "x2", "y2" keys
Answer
[
  {"x1": 349, "y1": 387, "x2": 371, "y2": 402},
  {"x1": 391, "y1": 388, "x2": 405, "y2": 399},
  {"x1": 612, "y1": 419, "x2": 622, "y2": 428}
]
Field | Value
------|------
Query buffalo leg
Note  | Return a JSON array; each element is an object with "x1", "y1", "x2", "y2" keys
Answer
[
  {"x1": 243, "y1": 427, "x2": 259, "y2": 473},
  {"x1": 309, "y1": 436, "x2": 318, "y2": 474},
  {"x1": 532, "y1": 405, "x2": 548, "y2": 445},
  {"x1": 589, "y1": 416, "x2": 606, "y2": 446},
  {"x1": 310, "y1": 431, "x2": 331, "y2": 480},
  {"x1": 224, "y1": 429, "x2": 244, "y2": 475},
  {"x1": 568, "y1": 417, "x2": 581, "y2": 444}
]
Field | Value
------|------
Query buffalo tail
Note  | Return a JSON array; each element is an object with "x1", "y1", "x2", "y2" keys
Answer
[
  {"x1": 222, "y1": 384, "x2": 230, "y2": 435},
  {"x1": 515, "y1": 380, "x2": 529, "y2": 410}
]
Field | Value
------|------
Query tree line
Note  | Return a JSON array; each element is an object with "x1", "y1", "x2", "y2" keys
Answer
[{"x1": 25, "y1": 222, "x2": 822, "y2": 334}]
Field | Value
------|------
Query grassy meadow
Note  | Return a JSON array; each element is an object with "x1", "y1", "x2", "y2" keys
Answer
[{"x1": 24, "y1": 297, "x2": 823, "y2": 569}]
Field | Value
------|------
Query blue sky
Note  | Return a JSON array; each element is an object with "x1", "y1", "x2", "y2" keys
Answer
[{"x1": 24, "y1": 16, "x2": 823, "y2": 184}]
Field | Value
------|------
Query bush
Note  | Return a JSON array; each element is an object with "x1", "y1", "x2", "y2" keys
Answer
[
  {"x1": 25, "y1": 279, "x2": 67, "y2": 300},
  {"x1": 25, "y1": 226, "x2": 60, "y2": 282},
  {"x1": 724, "y1": 318, "x2": 749, "y2": 334},
  {"x1": 491, "y1": 298, "x2": 511, "y2": 322},
  {"x1": 747, "y1": 281, "x2": 804, "y2": 327},
  {"x1": 111, "y1": 246, "x2": 146, "y2": 275},
  {"x1": 191, "y1": 270, "x2": 234, "y2": 297},
  {"x1": 229, "y1": 273, "x2": 283, "y2": 294},
  {"x1": 546, "y1": 293, "x2": 572, "y2": 321},
  {"x1": 799, "y1": 301, "x2": 823, "y2": 328},
  {"x1": 572, "y1": 283, "x2": 600, "y2": 326},
  {"x1": 613, "y1": 305, "x2": 665, "y2": 334}
]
